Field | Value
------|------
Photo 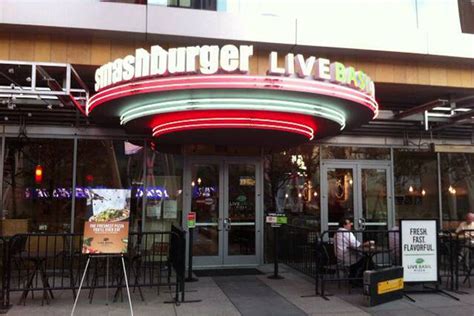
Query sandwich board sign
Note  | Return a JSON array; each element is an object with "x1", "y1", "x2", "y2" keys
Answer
[{"x1": 400, "y1": 219, "x2": 438, "y2": 283}]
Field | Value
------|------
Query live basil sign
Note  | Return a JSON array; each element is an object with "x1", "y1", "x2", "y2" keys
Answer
[{"x1": 400, "y1": 219, "x2": 439, "y2": 283}]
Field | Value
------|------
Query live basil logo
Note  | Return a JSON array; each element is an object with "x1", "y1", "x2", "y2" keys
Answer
[{"x1": 401, "y1": 220, "x2": 438, "y2": 283}]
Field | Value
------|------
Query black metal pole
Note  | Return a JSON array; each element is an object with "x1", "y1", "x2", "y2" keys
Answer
[
  {"x1": 185, "y1": 228, "x2": 198, "y2": 282},
  {"x1": 268, "y1": 225, "x2": 284, "y2": 280}
]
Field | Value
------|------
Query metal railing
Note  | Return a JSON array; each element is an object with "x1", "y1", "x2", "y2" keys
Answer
[
  {"x1": 280, "y1": 225, "x2": 320, "y2": 277},
  {"x1": 281, "y1": 226, "x2": 474, "y2": 298},
  {"x1": 0, "y1": 227, "x2": 187, "y2": 308},
  {"x1": 439, "y1": 229, "x2": 474, "y2": 292},
  {"x1": 280, "y1": 227, "x2": 401, "y2": 298}
]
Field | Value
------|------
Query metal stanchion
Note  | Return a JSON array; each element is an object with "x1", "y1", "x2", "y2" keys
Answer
[
  {"x1": 268, "y1": 225, "x2": 284, "y2": 280},
  {"x1": 185, "y1": 228, "x2": 198, "y2": 282}
]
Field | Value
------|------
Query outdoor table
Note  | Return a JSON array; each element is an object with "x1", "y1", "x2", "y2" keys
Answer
[
  {"x1": 349, "y1": 246, "x2": 391, "y2": 271},
  {"x1": 17, "y1": 251, "x2": 55, "y2": 306}
]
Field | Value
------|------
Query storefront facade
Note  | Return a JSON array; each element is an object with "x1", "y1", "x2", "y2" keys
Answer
[{"x1": 1, "y1": 1, "x2": 474, "y2": 267}]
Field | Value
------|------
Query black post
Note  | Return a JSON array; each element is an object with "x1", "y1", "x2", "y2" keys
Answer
[
  {"x1": 185, "y1": 228, "x2": 198, "y2": 282},
  {"x1": 268, "y1": 225, "x2": 284, "y2": 280}
]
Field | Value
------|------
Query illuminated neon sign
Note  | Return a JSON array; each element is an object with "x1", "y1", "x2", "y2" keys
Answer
[
  {"x1": 93, "y1": 44, "x2": 375, "y2": 98},
  {"x1": 25, "y1": 186, "x2": 171, "y2": 200}
]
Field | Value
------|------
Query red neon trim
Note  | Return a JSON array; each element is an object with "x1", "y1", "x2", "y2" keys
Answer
[
  {"x1": 88, "y1": 75, "x2": 378, "y2": 115},
  {"x1": 148, "y1": 110, "x2": 317, "y2": 140}
]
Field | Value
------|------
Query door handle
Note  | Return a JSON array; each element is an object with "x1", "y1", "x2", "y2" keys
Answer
[
  {"x1": 223, "y1": 218, "x2": 232, "y2": 231},
  {"x1": 358, "y1": 218, "x2": 366, "y2": 231},
  {"x1": 218, "y1": 218, "x2": 222, "y2": 231}
]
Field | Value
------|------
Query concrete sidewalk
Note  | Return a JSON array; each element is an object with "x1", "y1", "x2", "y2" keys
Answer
[{"x1": 5, "y1": 265, "x2": 474, "y2": 315}]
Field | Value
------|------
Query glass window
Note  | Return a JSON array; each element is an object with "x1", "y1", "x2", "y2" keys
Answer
[
  {"x1": 264, "y1": 144, "x2": 320, "y2": 230},
  {"x1": 440, "y1": 152, "x2": 474, "y2": 230},
  {"x1": 74, "y1": 140, "x2": 144, "y2": 233},
  {"x1": 2, "y1": 138, "x2": 73, "y2": 234},
  {"x1": 393, "y1": 149, "x2": 439, "y2": 221},
  {"x1": 321, "y1": 146, "x2": 390, "y2": 160},
  {"x1": 144, "y1": 150, "x2": 183, "y2": 232}
]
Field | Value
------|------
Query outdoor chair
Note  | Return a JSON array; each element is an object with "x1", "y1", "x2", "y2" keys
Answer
[{"x1": 318, "y1": 241, "x2": 351, "y2": 293}]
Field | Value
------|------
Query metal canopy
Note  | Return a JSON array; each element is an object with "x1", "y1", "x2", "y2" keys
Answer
[
  {"x1": 347, "y1": 83, "x2": 474, "y2": 141},
  {"x1": 0, "y1": 61, "x2": 473, "y2": 142},
  {"x1": 0, "y1": 60, "x2": 89, "y2": 126}
]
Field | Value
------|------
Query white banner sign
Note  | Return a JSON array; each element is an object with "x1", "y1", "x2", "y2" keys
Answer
[{"x1": 401, "y1": 219, "x2": 438, "y2": 283}]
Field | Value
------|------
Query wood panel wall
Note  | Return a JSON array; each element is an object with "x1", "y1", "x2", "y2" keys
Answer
[{"x1": 1, "y1": 32, "x2": 474, "y2": 88}]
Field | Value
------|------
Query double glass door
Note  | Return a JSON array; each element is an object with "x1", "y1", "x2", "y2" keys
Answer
[
  {"x1": 321, "y1": 161, "x2": 393, "y2": 232},
  {"x1": 184, "y1": 158, "x2": 262, "y2": 267}
]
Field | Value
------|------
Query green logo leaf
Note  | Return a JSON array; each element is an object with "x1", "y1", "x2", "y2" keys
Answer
[{"x1": 416, "y1": 258, "x2": 424, "y2": 264}]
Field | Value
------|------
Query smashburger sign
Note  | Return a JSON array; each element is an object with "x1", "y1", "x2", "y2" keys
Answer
[{"x1": 94, "y1": 44, "x2": 375, "y2": 97}]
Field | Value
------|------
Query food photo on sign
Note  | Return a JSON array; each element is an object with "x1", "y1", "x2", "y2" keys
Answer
[{"x1": 82, "y1": 189, "x2": 131, "y2": 254}]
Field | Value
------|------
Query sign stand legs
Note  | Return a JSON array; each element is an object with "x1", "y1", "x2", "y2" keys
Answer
[
  {"x1": 106, "y1": 256, "x2": 109, "y2": 305},
  {"x1": 268, "y1": 226, "x2": 284, "y2": 280},
  {"x1": 71, "y1": 255, "x2": 134, "y2": 316},
  {"x1": 121, "y1": 254, "x2": 134, "y2": 315},
  {"x1": 71, "y1": 256, "x2": 91, "y2": 316}
]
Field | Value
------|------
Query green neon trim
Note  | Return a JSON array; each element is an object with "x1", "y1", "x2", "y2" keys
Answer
[{"x1": 120, "y1": 98, "x2": 346, "y2": 129}]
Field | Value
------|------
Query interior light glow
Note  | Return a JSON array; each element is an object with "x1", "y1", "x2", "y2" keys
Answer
[
  {"x1": 421, "y1": 189, "x2": 426, "y2": 196},
  {"x1": 35, "y1": 165, "x2": 43, "y2": 184},
  {"x1": 87, "y1": 75, "x2": 378, "y2": 115},
  {"x1": 408, "y1": 185, "x2": 414, "y2": 193}
]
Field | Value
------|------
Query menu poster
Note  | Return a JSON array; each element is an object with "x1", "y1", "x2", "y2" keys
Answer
[
  {"x1": 163, "y1": 200, "x2": 178, "y2": 219},
  {"x1": 400, "y1": 219, "x2": 439, "y2": 283},
  {"x1": 82, "y1": 189, "x2": 131, "y2": 254}
]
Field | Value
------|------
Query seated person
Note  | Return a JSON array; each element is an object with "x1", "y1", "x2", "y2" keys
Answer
[
  {"x1": 334, "y1": 217, "x2": 370, "y2": 280},
  {"x1": 455, "y1": 212, "x2": 474, "y2": 238}
]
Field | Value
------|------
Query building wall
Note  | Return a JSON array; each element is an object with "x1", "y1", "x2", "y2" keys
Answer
[{"x1": 1, "y1": 32, "x2": 474, "y2": 89}]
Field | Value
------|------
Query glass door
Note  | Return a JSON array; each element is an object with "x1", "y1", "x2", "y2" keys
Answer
[
  {"x1": 358, "y1": 166, "x2": 390, "y2": 231},
  {"x1": 223, "y1": 162, "x2": 260, "y2": 265},
  {"x1": 185, "y1": 157, "x2": 262, "y2": 267},
  {"x1": 189, "y1": 161, "x2": 223, "y2": 266},
  {"x1": 322, "y1": 161, "x2": 392, "y2": 232},
  {"x1": 321, "y1": 164, "x2": 356, "y2": 231}
]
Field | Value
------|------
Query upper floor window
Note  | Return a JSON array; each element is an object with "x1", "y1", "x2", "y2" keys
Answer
[
  {"x1": 148, "y1": 0, "x2": 216, "y2": 10},
  {"x1": 458, "y1": 0, "x2": 474, "y2": 34}
]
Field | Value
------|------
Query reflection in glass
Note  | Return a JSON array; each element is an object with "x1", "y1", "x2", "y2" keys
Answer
[
  {"x1": 191, "y1": 164, "x2": 219, "y2": 223},
  {"x1": 361, "y1": 169, "x2": 388, "y2": 224},
  {"x1": 227, "y1": 164, "x2": 256, "y2": 256},
  {"x1": 322, "y1": 146, "x2": 390, "y2": 160},
  {"x1": 228, "y1": 226, "x2": 256, "y2": 255},
  {"x1": 394, "y1": 150, "x2": 438, "y2": 221},
  {"x1": 75, "y1": 140, "x2": 144, "y2": 233},
  {"x1": 440, "y1": 153, "x2": 474, "y2": 230},
  {"x1": 193, "y1": 227, "x2": 218, "y2": 256},
  {"x1": 327, "y1": 168, "x2": 354, "y2": 225},
  {"x1": 264, "y1": 145, "x2": 320, "y2": 230},
  {"x1": 144, "y1": 150, "x2": 183, "y2": 232},
  {"x1": 191, "y1": 164, "x2": 219, "y2": 257},
  {"x1": 228, "y1": 164, "x2": 255, "y2": 222},
  {"x1": 2, "y1": 138, "x2": 73, "y2": 233}
]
